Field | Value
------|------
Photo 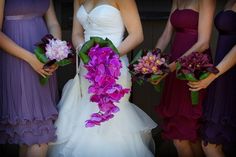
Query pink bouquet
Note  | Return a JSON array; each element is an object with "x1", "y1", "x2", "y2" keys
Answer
[
  {"x1": 79, "y1": 37, "x2": 130, "y2": 127},
  {"x1": 34, "y1": 34, "x2": 75, "y2": 85},
  {"x1": 176, "y1": 52, "x2": 219, "y2": 105},
  {"x1": 129, "y1": 49, "x2": 169, "y2": 91}
]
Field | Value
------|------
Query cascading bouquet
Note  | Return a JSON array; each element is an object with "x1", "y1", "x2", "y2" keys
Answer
[
  {"x1": 34, "y1": 34, "x2": 75, "y2": 85},
  {"x1": 78, "y1": 37, "x2": 130, "y2": 127},
  {"x1": 176, "y1": 52, "x2": 219, "y2": 105},
  {"x1": 129, "y1": 49, "x2": 170, "y2": 91}
]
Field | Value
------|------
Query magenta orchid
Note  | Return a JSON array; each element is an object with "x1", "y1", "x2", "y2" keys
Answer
[{"x1": 79, "y1": 37, "x2": 130, "y2": 127}]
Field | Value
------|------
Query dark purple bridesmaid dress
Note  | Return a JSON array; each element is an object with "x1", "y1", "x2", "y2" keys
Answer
[
  {"x1": 201, "y1": 10, "x2": 236, "y2": 146},
  {"x1": 156, "y1": 9, "x2": 208, "y2": 141},
  {"x1": 0, "y1": 0, "x2": 58, "y2": 145}
]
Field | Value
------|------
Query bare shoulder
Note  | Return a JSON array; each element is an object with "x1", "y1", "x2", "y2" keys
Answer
[{"x1": 115, "y1": 0, "x2": 136, "y2": 7}]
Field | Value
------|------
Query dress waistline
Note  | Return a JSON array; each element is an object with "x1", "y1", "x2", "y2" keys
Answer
[
  {"x1": 4, "y1": 14, "x2": 42, "y2": 20},
  {"x1": 175, "y1": 28, "x2": 198, "y2": 35}
]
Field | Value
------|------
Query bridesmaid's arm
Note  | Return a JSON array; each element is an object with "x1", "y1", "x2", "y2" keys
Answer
[
  {"x1": 0, "y1": 0, "x2": 51, "y2": 77},
  {"x1": 189, "y1": 45, "x2": 236, "y2": 91},
  {"x1": 155, "y1": 0, "x2": 177, "y2": 51},
  {"x1": 216, "y1": 45, "x2": 236, "y2": 76},
  {"x1": 169, "y1": 0, "x2": 216, "y2": 71},
  {"x1": 44, "y1": 0, "x2": 61, "y2": 39},
  {"x1": 72, "y1": 0, "x2": 85, "y2": 50},
  {"x1": 115, "y1": 0, "x2": 144, "y2": 56}
]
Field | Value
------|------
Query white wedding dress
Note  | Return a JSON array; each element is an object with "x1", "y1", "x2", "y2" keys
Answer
[{"x1": 48, "y1": 4, "x2": 157, "y2": 157}]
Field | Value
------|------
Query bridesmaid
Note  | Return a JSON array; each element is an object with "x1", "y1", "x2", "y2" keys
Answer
[
  {"x1": 0, "y1": 0, "x2": 61, "y2": 157},
  {"x1": 153, "y1": 0, "x2": 215, "y2": 157},
  {"x1": 189, "y1": 0, "x2": 236, "y2": 157}
]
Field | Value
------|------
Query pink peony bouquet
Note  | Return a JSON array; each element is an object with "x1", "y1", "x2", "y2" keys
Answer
[
  {"x1": 176, "y1": 52, "x2": 219, "y2": 105},
  {"x1": 129, "y1": 49, "x2": 169, "y2": 91},
  {"x1": 34, "y1": 34, "x2": 75, "y2": 85},
  {"x1": 78, "y1": 37, "x2": 130, "y2": 127}
]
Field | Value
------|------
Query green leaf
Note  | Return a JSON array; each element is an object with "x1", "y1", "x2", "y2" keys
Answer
[
  {"x1": 185, "y1": 73, "x2": 198, "y2": 82},
  {"x1": 78, "y1": 39, "x2": 95, "y2": 63},
  {"x1": 176, "y1": 73, "x2": 186, "y2": 80},
  {"x1": 176, "y1": 62, "x2": 182, "y2": 71},
  {"x1": 79, "y1": 53, "x2": 90, "y2": 64},
  {"x1": 130, "y1": 50, "x2": 143, "y2": 65},
  {"x1": 191, "y1": 91, "x2": 199, "y2": 105},
  {"x1": 92, "y1": 37, "x2": 107, "y2": 47},
  {"x1": 105, "y1": 38, "x2": 119, "y2": 54},
  {"x1": 150, "y1": 74, "x2": 162, "y2": 81},
  {"x1": 39, "y1": 76, "x2": 49, "y2": 85},
  {"x1": 136, "y1": 79, "x2": 144, "y2": 86},
  {"x1": 154, "y1": 84, "x2": 161, "y2": 92},
  {"x1": 34, "y1": 47, "x2": 48, "y2": 63},
  {"x1": 199, "y1": 72, "x2": 210, "y2": 80},
  {"x1": 56, "y1": 59, "x2": 72, "y2": 66}
]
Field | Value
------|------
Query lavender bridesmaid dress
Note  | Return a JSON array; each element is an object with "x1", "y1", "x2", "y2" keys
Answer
[{"x1": 0, "y1": 0, "x2": 58, "y2": 145}]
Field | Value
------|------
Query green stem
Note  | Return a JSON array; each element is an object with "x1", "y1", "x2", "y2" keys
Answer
[{"x1": 191, "y1": 91, "x2": 199, "y2": 105}]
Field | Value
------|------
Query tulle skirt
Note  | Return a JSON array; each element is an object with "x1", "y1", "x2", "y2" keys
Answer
[{"x1": 48, "y1": 62, "x2": 157, "y2": 157}]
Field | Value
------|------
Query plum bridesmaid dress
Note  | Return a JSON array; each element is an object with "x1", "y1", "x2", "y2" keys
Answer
[
  {"x1": 157, "y1": 9, "x2": 209, "y2": 141},
  {"x1": 201, "y1": 10, "x2": 236, "y2": 147},
  {"x1": 0, "y1": 0, "x2": 58, "y2": 145}
]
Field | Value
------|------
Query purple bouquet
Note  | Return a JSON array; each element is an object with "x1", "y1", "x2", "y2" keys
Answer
[
  {"x1": 176, "y1": 52, "x2": 219, "y2": 105},
  {"x1": 79, "y1": 37, "x2": 130, "y2": 127},
  {"x1": 34, "y1": 34, "x2": 75, "y2": 85},
  {"x1": 129, "y1": 49, "x2": 169, "y2": 91}
]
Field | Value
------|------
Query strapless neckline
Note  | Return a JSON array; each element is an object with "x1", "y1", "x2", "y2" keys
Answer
[
  {"x1": 81, "y1": 4, "x2": 120, "y2": 15},
  {"x1": 175, "y1": 8, "x2": 199, "y2": 14},
  {"x1": 221, "y1": 10, "x2": 236, "y2": 14}
]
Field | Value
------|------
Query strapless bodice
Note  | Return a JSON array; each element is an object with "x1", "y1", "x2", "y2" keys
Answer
[{"x1": 77, "y1": 4, "x2": 125, "y2": 47}]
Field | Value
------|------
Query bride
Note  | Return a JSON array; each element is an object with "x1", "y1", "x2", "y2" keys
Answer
[{"x1": 48, "y1": 0, "x2": 157, "y2": 156}]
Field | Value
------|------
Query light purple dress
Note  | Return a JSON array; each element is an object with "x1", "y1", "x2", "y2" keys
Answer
[{"x1": 0, "y1": 0, "x2": 58, "y2": 145}]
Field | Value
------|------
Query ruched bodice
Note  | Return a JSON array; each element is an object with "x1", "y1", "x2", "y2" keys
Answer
[
  {"x1": 169, "y1": 9, "x2": 199, "y2": 61},
  {"x1": 214, "y1": 10, "x2": 236, "y2": 64},
  {"x1": 4, "y1": 0, "x2": 49, "y2": 16},
  {"x1": 171, "y1": 9, "x2": 199, "y2": 31},
  {"x1": 77, "y1": 5, "x2": 125, "y2": 47},
  {"x1": 215, "y1": 10, "x2": 236, "y2": 35}
]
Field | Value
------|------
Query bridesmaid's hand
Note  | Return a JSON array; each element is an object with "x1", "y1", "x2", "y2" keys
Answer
[
  {"x1": 169, "y1": 62, "x2": 176, "y2": 72},
  {"x1": 188, "y1": 73, "x2": 218, "y2": 91},
  {"x1": 44, "y1": 64, "x2": 58, "y2": 74},
  {"x1": 27, "y1": 54, "x2": 52, "y2": 78}
]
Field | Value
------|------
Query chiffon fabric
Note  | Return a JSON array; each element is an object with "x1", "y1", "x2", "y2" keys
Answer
[
  {"x1": 0, "y1": 0, "x2": 58, "y2": 145},
  {"x1": 156, "y1": 9, "x2": 209, "y2": 141},
  {"x1": 201, "y1": 10, "x2": 236, "y2": 146}
]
